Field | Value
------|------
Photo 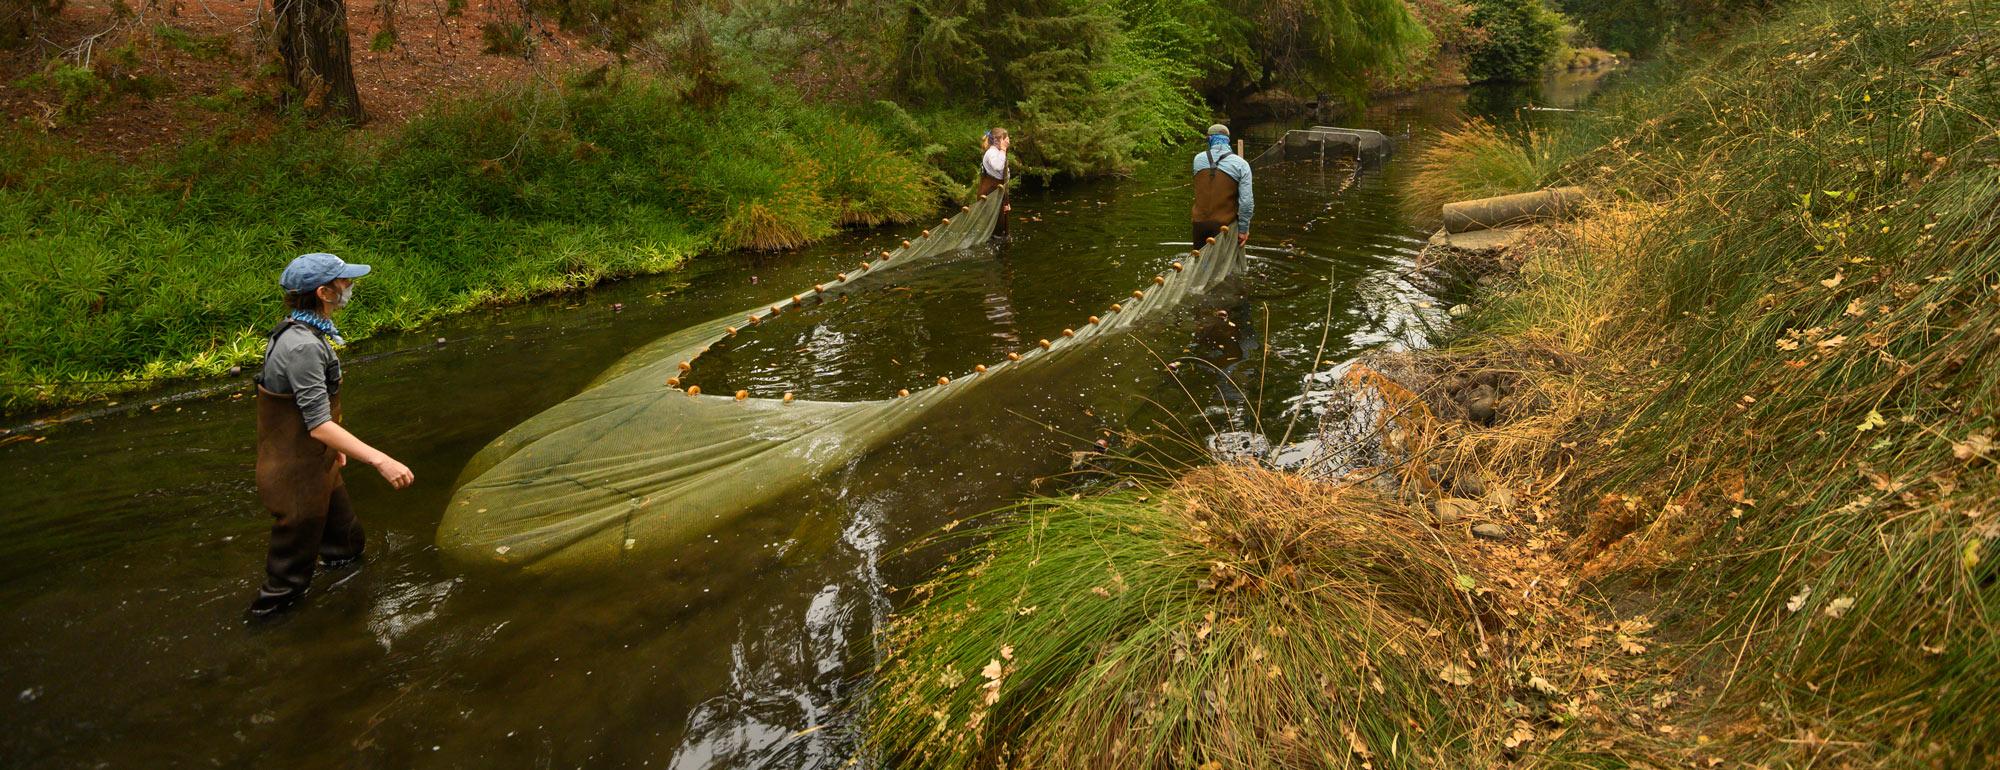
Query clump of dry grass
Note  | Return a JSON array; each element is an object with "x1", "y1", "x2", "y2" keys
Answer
[
  {"x1": 1398, "y1": 0, "x2": 2000, "y2": 765},
  {"x1": 1404, "y1": 118, "x2": 1557, "y2": 225},
  {"x1": 869, "y1": 465, "x2": 1519, "y2": 769}
]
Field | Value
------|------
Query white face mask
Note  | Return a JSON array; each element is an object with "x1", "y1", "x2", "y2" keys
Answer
[{"x1": 321, "y1": 282, "x2": 353, "y2": 311}]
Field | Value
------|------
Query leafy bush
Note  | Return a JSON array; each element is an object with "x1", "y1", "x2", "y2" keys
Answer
[
  {"x1": 1208, "y1": 0, "x2": 1430, "y2": 98},
  {"x1": 896, "y1": 0, "x2": 1228, "y2": 177},
  {"x1": 13, "y1": 63, "x2": 110, "y2": 121},
  {"x1": 1555, "y1": 0, "x2": 1777, "y2": 59},
  {"x1": 1464, "y1": 0, "x2": 1563, "y2": 82},
  {"x1": 1376, "y1": 0, "x2": 1485, "y2": 89}
]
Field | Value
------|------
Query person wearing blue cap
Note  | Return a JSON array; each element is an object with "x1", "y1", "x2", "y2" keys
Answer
[
  {"x1": 249, "y1": 253, "x2": 414, "y2": 618},
  {"x1": 1191, "y1": 123, "x2": 1254, "y2": 248}
]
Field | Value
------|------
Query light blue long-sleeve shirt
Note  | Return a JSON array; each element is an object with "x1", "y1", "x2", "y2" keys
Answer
[{"x1": 1192, "y1": 142, "x2": 1254, "y2": 234}]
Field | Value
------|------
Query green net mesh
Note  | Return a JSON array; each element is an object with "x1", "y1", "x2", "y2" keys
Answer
[{"x1": 440, "y1": 192, "x2": 1246, "y2": 571}]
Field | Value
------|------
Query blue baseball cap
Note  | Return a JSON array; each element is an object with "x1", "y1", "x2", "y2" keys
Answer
[{"x1": 280, "y1": 253, "x2": 371, "y2": 292}]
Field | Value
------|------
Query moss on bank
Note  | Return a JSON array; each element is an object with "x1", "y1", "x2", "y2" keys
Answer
[{"x1": 868, "y1": 0, "x2": 1999, "y2": 765}]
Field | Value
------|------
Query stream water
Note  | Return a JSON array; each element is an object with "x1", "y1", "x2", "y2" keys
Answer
[{"x1": 0, "y1": 72, "x2": 1607, "y2": 769}]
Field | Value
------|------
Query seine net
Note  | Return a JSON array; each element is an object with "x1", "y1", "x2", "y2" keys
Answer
[{"x1": 441, "y1": 192, "x2": 1247, "y2": 571}]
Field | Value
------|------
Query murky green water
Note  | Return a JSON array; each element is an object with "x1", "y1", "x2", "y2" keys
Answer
[{"x1": 0, "y1": 73, "x2": 1607, "y2": 768}]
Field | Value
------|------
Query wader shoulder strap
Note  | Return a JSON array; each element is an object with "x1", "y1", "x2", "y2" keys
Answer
[
  {"x1": 1200, "y1": 146, "x2": 1233, "y2": 180},
  {"x1": 257, "y1": 318, "x2": 331, "y2": 388}
]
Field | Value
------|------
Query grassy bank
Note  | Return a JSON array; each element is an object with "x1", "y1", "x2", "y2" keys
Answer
[
  {"x1": 0, "y1": 77, "x2": 971, "y2": 410},
  {"x1": 868, "y1": 0, "x2": 1999, "y2": 765}
]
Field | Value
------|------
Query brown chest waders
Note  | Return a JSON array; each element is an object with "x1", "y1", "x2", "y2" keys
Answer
[
  {"x1": 1190, "y1": 149, "x2": 1240, "y2": 248},
  {"x1": 250, "y1": 327, "x2": 364, "y2": 615}
]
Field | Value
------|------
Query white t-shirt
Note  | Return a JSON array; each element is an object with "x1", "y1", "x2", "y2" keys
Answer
[{"x1": 982, "y1": 146, "x2": 1007, "y2": 180}]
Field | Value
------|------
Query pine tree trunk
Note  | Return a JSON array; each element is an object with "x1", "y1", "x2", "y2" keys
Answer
[{"x1": 272, "y1": 0, "x2": 366, "y2": 123}]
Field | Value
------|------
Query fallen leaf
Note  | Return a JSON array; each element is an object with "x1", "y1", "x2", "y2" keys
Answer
[
  {"x1": 1529, "y1": 675, "x2": 1562, "y2": 695},
  {"x1": 1786, "y1": 586, "x2": 1814, "y2": 613},
  {"x1": 1504, "y1": 721, "x2": 1537, "y2": 748},
  {"x1": 1823, "y1": 597, "x2": 1856, "y2": 618},
  {"x1": 1439, "y1": 664, "x2": 1473, "y2": 686},
  {"x1": 1344, "y1": 724, "x2": 1374, "y2": 757},
  {"x1": 1820, "y1": 271, "x2": 1844, "y2": 289},
  {"x1": 1855, "y1": 409, "x2": 1885, "y2": 432},
  {"x1": 1952, "y1": 432, "x2": 1993, "y2": 460}
]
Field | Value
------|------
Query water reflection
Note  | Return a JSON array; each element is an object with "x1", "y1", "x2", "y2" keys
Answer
[{"x1": 0, "y1": 71, "x2": 1606, "y2": 768}]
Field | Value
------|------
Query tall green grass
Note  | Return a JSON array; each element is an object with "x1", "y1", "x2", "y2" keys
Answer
[
  {"x1": 1465, "y1": 0, "x2": 1998, "y2": 763},
  {"x1": 0, "y1": 74, "x2": 952, "y2": 409}
]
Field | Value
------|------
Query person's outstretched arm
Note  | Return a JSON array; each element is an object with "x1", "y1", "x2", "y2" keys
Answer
[{"x1": 310, "y1": 421, "x2": 415, "y2": 489}]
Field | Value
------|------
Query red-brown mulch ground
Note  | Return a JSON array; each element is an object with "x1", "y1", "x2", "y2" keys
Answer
[{"x1": 1, "y1": 0, "x2": 614, "y2": 158}]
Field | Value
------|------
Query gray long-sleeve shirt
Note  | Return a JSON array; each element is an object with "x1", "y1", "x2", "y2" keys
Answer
[{"x1": 260, "y1": 324, "x2": 342, "y2": 431}]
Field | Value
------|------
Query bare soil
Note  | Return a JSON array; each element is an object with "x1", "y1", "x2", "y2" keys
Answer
[{"x1": 1, "y1": 0, "x2": 614, "y2": 158}]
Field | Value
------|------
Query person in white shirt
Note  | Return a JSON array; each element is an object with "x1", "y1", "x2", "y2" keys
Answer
[{"x1": 978, "y1": 128, "x2": 1012, "y2": 239}]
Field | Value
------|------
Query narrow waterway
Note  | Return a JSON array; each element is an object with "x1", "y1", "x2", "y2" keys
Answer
[{"x1": 0, "y1": 72, "x2": 1607, "y2": 768}]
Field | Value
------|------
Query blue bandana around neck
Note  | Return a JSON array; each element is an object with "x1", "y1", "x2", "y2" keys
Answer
[
  {"x1": 289, "y1": 309, "x2": 345, "y2": 346},
  {"x1": 1208, "y1": 134, "x2": 1232, "y2": 152}
]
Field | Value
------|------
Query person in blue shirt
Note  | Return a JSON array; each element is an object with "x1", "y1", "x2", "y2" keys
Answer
[
  {"x1": 249, "y1": 253, "x2": 414, "y2": 618},
  {"x1": 1190, "y1": 123, "x2": 1254, "y2": 248}
]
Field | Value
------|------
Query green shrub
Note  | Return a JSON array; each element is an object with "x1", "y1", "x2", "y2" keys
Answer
[
  {"x1": 480, "y1": 20, "x2": 533, "y2": 57},
  {"x1": 13, "y1": 62, "x2": 109, "y2": 120},
  {"x1": 1464, "y1": 0, "x2": 1564, "y2": 82}
]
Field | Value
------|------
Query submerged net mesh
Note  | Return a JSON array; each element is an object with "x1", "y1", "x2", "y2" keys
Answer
[{"x1": 440, "y1": 192, "x2": 1248, "y2": 571}]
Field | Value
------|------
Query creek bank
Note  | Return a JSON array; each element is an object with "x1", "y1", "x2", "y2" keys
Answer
[{"x1": 859, "y1": 0, "x2": 2000, "y2": 754}]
